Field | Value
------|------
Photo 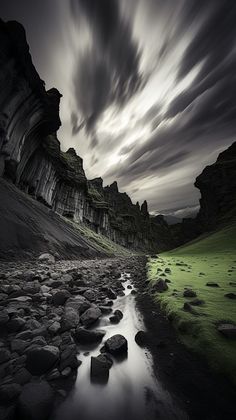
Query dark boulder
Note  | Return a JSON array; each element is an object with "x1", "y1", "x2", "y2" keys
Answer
[
  {"x1": 17, "y1": 381, "x2": 54, "y2": 420},
  {"x1": 90, "y1": 354, "x2": 113, "y2": 383},
  {"x1": 105, "y1": 334, "x2": 127, "y2": 357},
  {"x1": 74, "y1": 328, "x2": 105, "y2": 344},
  {"x1": 183, "y1": 289, "x2": 197, "y2": 298},
  {"x1": 26, "y1": 346, "x2": 59, "y2": 375},
  {"x1": 135, "y1": 331, "x2": 148, "y2": 347},
  {"x1": 80, "y1": 307, "x2": 102, "y2": 327}
]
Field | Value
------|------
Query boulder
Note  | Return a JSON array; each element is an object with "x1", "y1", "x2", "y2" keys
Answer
[
  {"x1": 152, "y1": 279, "x2": 168, "y2": 292},
  {"x1": 0, "y1": 348, "x2": 11, "y2": 364},
  {"x1": 7, "y1": 317, "x2": 26, "y2": 332},
  {"x1": 80, "y1": 307, "x2": 102, "y2": 327},
  {"x1": 65, "y1": 296, "x2": 90, "y2": 314},
  {"x1": 109, "y1": 310, "x2": 123, "y2": 324},
  {"x1": 217, "y1": 323, "x2": 236, "y2": 338},
  {"x1": 26, "y1": 346, "x2": 59, "y2": 375},
  {"x1": 83, "y1": 289, "x2": 97, "y2": 302},
  {"x1": 90, "y1": 354, "x2": 113, "y2": 383},
  {"x1": 135, "y1": 331, "x2": 148, "y2": 347},
  {"x1": 17, "y1": 381, "x2": 54, "y2": 420},
  {"x1": 0, "y1": 383, "x2": 21, "y2": 404},
  {"x1": 61, "y1": 308, "x2": 80, "y2": 331},
  {"x1": 206, "y1": 282, "x2": 219, "y2": 287},
  {"x1": 183, "y1": 289, "x2": 197, "y2": 298},
  {"x1": 52, "y1": 290, "x2": 70, "y2": 306},
  {"x1": 105, "y1": 334, "x2": 128, "y2": 356},
  {"x1": 38, "y1": 253, "x2": 55, "y2": 264},
  {"x1": 74, "y1": 328, "x2": 105, "y2": 344}
]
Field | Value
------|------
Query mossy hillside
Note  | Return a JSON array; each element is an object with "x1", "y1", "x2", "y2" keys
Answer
[
  {"x1": 147, "y1": 224, "x2": 236, "y2": 384},
  {"x1": 61, "y1": 216, "x2": 136, "y2": 257}
]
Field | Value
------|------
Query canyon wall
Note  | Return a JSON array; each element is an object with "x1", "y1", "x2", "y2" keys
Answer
[
  {"x1": 0, "y1": 19, "x2": 175, "y2": 253},
  {"x1": 195, "y1": 141, "x2": 236, "y2": 230}
]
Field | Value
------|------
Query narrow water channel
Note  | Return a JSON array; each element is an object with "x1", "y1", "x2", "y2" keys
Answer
[{"x1": 53, "y1": 273, "x2": 188, "y2": 420}]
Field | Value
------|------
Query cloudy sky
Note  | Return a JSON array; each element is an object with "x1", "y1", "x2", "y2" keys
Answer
[{"x1": 1, "y1": 0, "x2": 236, "y2": 217}]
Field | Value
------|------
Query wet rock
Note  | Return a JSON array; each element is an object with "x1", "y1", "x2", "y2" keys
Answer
[
  {"x1": 0, "y1": 348, "x2": 11, "y2": 364},
  {"x1": 152, "y1": 279, "x2": 168, "y2": 293},
  {"x1": 104, "y1": 288, "x2": 117, "y2": 300},
  {"x1": 183, "y1": 289, "x2": 197, "y2": 298},
  {"x1": 0, "y1": 310, "x2": 10, "y2": 326},
  {"x1": 109, "y1": 309, "x2": 123, "y2": 324},
  {"x1": 105, "y1": 334, "x2": 127, "y2": 356},
  {"x1": 127, "y1": 285, "x2": 132, "y2": 289},
  {"x1": 17, "y1": 381, "x2": 54, "y2": 420},
  {"x1": 7, "y1": 317, "x2": 26, "y2": 333},
  {"x1": 59, "y1": 344, "x2": 81, "y2": 371},
  {"x1": 135, "y1": 331, "x2": 148, "y2": 347},
  {"x1": 90, "y1": 354, "x2": 113, "y2": 383},
  {"x1": 80, "y1": 307, "x2": 102, "y2": 327},
  {"x1": 217, "y1": 324, "x2": 236, "y2": 338},
  {"x1": 61, "y1": 308, "x2": 80, "y2": 331},
  {"x1": 206, "y1": 282, "x2": 219, "y2": 287},
  {"x1": 26, "y1": 346, "x2": 59, "y2": 375},
  {"x1": 13, "y1": 367, "x2": 31, "y2": 385},
  {"x1": 65, "y1": 296, "x2": 90, "y2": 314},
  {"x1": 52, "y1": 290, "x2": 70, "y2": 306},
  {"x1": 0, "y1": 383, "x2": 21, "y2": 404},
  {"x1": 74, "y1": 328, "x2": 105, "y2": 344},
  {"x1": 83, "y1": 289, "x2": 97, "y2": 302},
  {"x1": 99, "y1": 306, "x2": 112, "y2": 314},
  {"x1": 48, "y1": 321, "x2": 61, "y2": 334},
  {"x1": 224, "y1": 293, "x2": 236, "y2": 299},
  {"x1": 38, "y1": 253, "x2": 55, "y2": 264},
  {"x1": 61, "y1": 367, "x2": 72, "y2": 377}
]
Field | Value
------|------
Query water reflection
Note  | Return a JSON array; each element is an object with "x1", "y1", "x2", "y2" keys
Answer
[{"x1": 52, "y1": 274, "x2": 187, "y2": 420}]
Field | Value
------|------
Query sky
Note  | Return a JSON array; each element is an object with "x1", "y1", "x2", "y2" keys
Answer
[{"x1": 1, "y1": 0, "x2": 236, "y2": 217}]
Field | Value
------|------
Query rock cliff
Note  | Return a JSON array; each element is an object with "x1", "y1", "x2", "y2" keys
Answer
[
  {"x1": 195, "y1": 141, "x2": 236, "y2": 230},
  {"x1": 0, "y1": 19, "x2": 175, "y2": 255}
]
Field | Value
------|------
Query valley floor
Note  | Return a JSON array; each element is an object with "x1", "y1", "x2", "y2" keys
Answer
[{"x1": 0, "y1": 254, "x2": 235, "y2": 419}]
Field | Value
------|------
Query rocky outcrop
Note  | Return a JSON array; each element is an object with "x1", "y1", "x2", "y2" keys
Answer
[
  {"x1": 195, "y1": 142, "x2": 236, "y2": 230},
  {"x1": 0, "y1": 18, "x2": 176, "y2": 254}
]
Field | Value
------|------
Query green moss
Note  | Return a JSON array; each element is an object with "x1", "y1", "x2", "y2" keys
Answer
[
  {"x1": 147, "y1": 223, "x2": 236, "y2": 385},
  {"x1": 61, "y1": 215, "x2": 137, "y2": 257}
]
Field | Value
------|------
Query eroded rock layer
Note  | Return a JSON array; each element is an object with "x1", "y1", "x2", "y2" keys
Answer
[{"x1": 0, "y1": 19, "x2": 175, "y2": 254}]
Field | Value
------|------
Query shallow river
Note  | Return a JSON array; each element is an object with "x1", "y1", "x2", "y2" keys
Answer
[{"x1": 52, "y1": 273, "x2": 188, "y2": 420}]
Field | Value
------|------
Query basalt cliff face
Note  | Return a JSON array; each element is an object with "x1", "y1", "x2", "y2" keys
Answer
[
  {"x1": 195, "y1": 141, "x2": 236, "y2": 230},
  {"x1": 0, "y1": 19, "x2": 175, "y2": 256}
]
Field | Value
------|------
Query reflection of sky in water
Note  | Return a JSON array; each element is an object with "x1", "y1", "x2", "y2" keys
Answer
[{"x1": 52, "y1": 274, "x2": 187, "y2": 420}]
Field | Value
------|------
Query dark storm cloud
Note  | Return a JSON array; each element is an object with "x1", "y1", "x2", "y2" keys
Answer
[
  {"x1": 70, "y1": 0, "x2": 142, "y2": 132},
  {"x1": 167, "y1": 0, "x2": 236, "y2": 122}
]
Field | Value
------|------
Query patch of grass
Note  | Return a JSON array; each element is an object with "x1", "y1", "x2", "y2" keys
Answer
[
  {"x1": 61, "y1": 215, "x2": 136, "y2": 257},
  {"x1": 147, "y1": 224, "x2": 236, "y2": 385}
]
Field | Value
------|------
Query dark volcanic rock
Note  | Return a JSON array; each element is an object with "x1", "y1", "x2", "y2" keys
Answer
[
  {"x1": 74, "y1": 328, "x2": 105, "y2": 344},
  {"x1": 26, "y1": 346, "x2": 59, "y2": 375},
  {"x1": 80, "y1": 307, "x2": 102, "y2": 327},
  {"x1": 90, "y1": 354, "x2": 113, "y2": 383},
  {"x1": 17, "y1": 381, "x2": 54, "y2": 420},
  {"x1": 135, "y1": 331, "x2": 148, "y2": 347},
  {"x1": 217, "y1": 324, "x2": 236, "y2": 339},
  {"x1": 0, "y1": 383, "x2": 21, "y2": 404},
  {"x1": 183, "y1": 289, "x2": 197, "y2": 298},
  {"x1": 152, "y1": 279, "x2": 168, "y2": 292},
  {"x1": 105, "y1": 334, "x2": 128, "y2": 356}
]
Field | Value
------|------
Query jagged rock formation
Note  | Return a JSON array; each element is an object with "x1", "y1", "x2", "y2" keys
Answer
[
  {"x1": 195, "y1": 141, "x2": 236, "y2": 230},
  {"x1": 0, "y1": 18, "x2": 175, "y2": 255}
]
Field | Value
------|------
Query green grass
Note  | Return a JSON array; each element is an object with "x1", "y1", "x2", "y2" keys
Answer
[
  {"x1": 61, "y1": 215, "x2": 136, "y2": 257},
  {"x1": 147, "y1": 224, "x2": 236, "y2": 385}
]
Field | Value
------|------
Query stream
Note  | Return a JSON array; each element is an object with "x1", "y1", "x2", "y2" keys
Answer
[{"x1": 52, "y1": 273, "x2": 188, "y2": 420}]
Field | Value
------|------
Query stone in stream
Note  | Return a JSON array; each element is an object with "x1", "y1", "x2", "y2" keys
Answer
[
  {"x1": 135, "y1": 331, "x2": 148, "y2": 347},
  {"x1": 26, "y1": 345, "x2": 59, "y2": 375},
  {"x1": 74, "y1": 327, "x2": 106, "y2": 344},
  {"x1": 109, "y1": 309, "x2": 123, "y2": 324},
  {"x1": 80, "y1": 307, "x2": 102, "y2": 327},
  {"x1": 17, "y1": 381, "x2": 54, "y2": 420},
  {"x1": 217, "y1": 324, "x2": 236, "y2": 338},
  {"x1": 90, "y1": 354, "x2": 113, "y2": 383},
  {"x1": 183, "y1": 289, "x2": 197, "y2": 298},
  {"x1": 105, "y1": 334, "x2": 128, "y2": 357}
]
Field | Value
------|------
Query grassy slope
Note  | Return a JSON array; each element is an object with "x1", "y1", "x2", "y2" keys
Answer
[
  {"x1": 147, "y1": 224, "x2": 236, "y2": 384},
  {"x1": 61, "y1": 216, "x2": 136, "y2": 257}
]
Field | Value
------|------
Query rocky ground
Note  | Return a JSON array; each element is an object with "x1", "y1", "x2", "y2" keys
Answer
[
  {"x1": 0, "y1": 253, "x2": 236, "y2": 420},
  {"x1": 0, "y1": 254, "x2": 146, "y2": 420}
]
